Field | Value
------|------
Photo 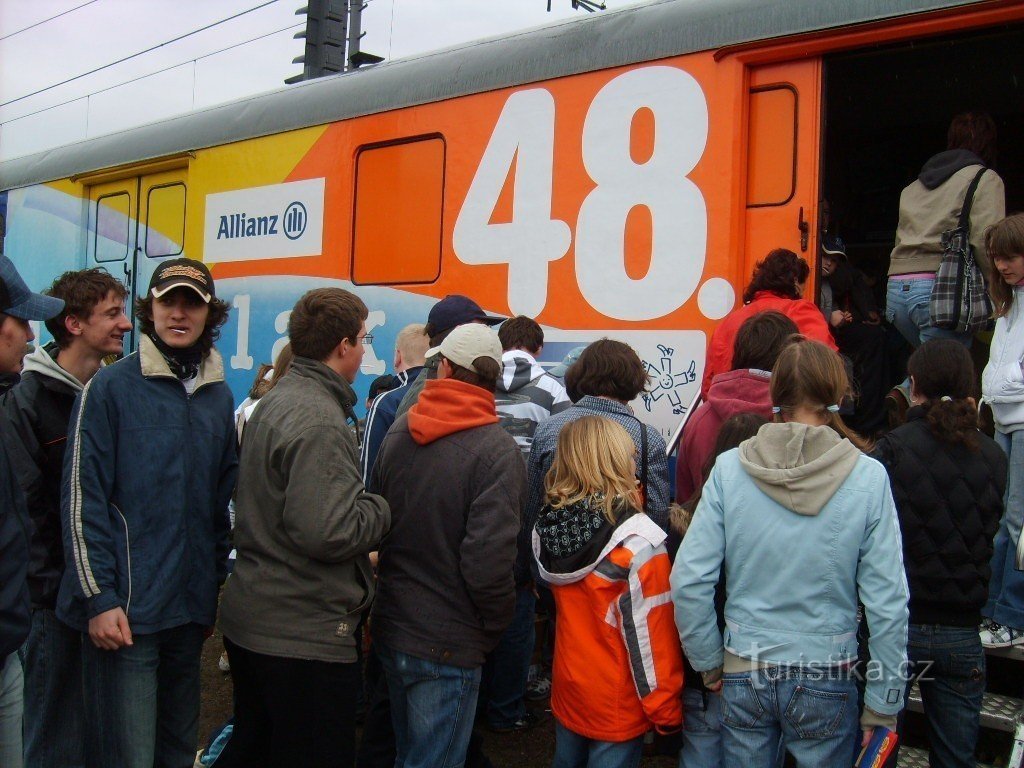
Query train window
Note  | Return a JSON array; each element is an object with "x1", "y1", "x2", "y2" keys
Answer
[
  {"x1": 93, "y1": 192, "x2": 131, "y2": 263},
  {"x1": 746, "y1": 86, "x2": 797, "y2": 207},
  {"x1": 352, "y1": 135, "x2": 445, "y2": 285},
  {"x1": 146, "y1": 183, "x2": 186, "y2": 258}
]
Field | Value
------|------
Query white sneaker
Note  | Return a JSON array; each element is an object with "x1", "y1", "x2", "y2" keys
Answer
[{"x1": 980, "y1": 621, "x2": 1024, "y2": 648}]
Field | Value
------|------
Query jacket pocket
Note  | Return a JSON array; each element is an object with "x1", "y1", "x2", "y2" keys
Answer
[{"x1": 783, "y1": 684, "x2": 848, "y2": 739}]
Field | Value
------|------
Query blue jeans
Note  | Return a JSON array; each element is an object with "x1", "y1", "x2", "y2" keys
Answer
[
  {"x1": 885, "y1": 277, "x2": 974, "y2": 352},
  {"x1": 22, "y1": 608, "x2": 86, "y2": 767},
  {"x1": 81, "y1": 622, "x2": 205, "y2": 768},
  {"x1": 898, "y1": 625, "x2": 984, "y2": 768},
  {"x1": 985, "y1": 428, "x2": 1024, "y2": 628},
  {"x1": 0, "y1": 653, "x2": 23, "y2": 768},
  {"x1": 720, "y1": 666, "x2": 859, "y2": 768},
  {"x1": 378, "y1": 642, "x2": 481, "y2": 768},
  {"x1": 484, "y1": 586, "x2": 535, "y2": 728},
  {"x1": 680, "y1": 688, "x2": 723, "y2": 768},
  {"x1": 551, "y1": 720, "x2": 643, "y2": 768}
]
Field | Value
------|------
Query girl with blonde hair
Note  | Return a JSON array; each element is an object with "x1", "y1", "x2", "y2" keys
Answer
[{"x1": 534, "y1": 415, "x2": 682, "y2": 768}]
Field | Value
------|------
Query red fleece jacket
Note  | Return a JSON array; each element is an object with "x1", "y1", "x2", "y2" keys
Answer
[
  {"x1": 701, "y1": 291, "x2": 836, "y2": 398},
  {"x1": 676, "y1": 369, "x2": 772, "y2": 502},
  {"x1": 408, "y1": 378, "x2": 498, "y2": 445}
]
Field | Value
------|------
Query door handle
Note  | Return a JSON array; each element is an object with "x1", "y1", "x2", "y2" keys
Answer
[
  {"x1": 123, "y1": 262, "x2": 132, "y2": 290},
  {"x1": 798, "y1": 206, "x2": 810, "y2": 252}
]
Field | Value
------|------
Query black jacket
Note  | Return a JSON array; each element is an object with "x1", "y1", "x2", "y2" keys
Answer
[
  {"x1": 872, "y1": 407, "x2": 1007, "y2": 626},
  {"x1": 1, "y1": 343, "x2": 79, "y2": 609},
  {"x1": 0, "y1": 372, "x2": 31, "y2": 657}
]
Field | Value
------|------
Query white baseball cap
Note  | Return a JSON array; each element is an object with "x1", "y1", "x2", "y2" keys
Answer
[{"x1": 425, "y1": 323, "x2": 502, "y2": 373}]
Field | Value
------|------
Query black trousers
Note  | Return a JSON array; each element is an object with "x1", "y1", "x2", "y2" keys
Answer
[{"x1": 217, "y1": 636, "x2": 359, "y2": 768}]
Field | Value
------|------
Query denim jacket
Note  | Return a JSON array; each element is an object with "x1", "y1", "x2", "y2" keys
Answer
[{"x1": 671, "y1": 423, "x2": 909, "y2": 716}]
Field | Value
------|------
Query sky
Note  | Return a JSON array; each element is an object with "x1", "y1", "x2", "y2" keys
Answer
[{"x1": 0, "y1": 0, "x2": 631, "y2": 161}]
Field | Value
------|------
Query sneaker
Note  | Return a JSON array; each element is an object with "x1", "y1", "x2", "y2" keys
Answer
[
  {"x1": 525, "y1": 675, "x2": 551, "y2": 701},
  {"x1": 489, "y1": 710, "x2": 545, "y2": 734},
  {"x1": 980, "y1": 621, "x2": 1024, "y2": 648},
  {"x1": 218, "y1": 651, "x2": 231, "y2": 673}
]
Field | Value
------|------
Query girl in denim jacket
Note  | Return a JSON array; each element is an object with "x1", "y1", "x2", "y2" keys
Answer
[{"x1": 672, "y1": 339, "x2": 909, "y2": 768}]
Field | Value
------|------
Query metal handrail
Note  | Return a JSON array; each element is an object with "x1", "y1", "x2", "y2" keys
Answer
[{"x1": 665, "y1": 389, "x2": 703, "y2": 457}]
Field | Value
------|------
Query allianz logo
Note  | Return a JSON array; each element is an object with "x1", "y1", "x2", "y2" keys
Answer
[{"x1": 216, "y1": 201, "x2": 308, "y2": 241}]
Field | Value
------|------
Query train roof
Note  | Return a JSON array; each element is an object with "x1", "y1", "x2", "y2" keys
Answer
[{"x1": 0, "y1": 0, "x2": 985, "y2": 191}]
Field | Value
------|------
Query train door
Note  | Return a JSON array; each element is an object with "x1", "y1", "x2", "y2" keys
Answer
[
  {"x1": 86, "y1": 167, "x2": 188, "y2": 349},
  {"x1": 742, "y1": 59, "x2": 823, "y2": 284}
]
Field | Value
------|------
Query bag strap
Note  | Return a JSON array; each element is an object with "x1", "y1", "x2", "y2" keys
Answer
[
  {"x1": 957, "y1": 167, "x2": 987, "y2": 233},
  {"x1": 627, "y1": 413, "x2": 649, "y2": 512}
]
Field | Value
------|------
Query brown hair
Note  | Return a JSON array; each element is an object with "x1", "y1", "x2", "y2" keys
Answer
[
  {"x1": 731, "y1": 311, "x2": 799, "y2": 372},
  {"x1": 545, "y1": 416, "x2": 642, "y2": 524},
  {"x1": 565, "y1": 339, "x2": 649, "y2": 403},
  {"x1": 985, "y1": 213, "x2": 1024, "y2": 318},
  {"x1": 770, "y1": 338, "x2": 870, "y2": 450},
  {"x1": 498, "y1": 315, "x2": 544, "y2": 354},
  {"x1": 288, "y1": 288, "x2": 368, "y2": 361},
  {"x1": 445, "y1": 356, "x2": 500, "y2": 392},
  {"x1": 135, "y1": 290, "x2": 230, "y2": 357},
  {"x1": 907, "y1": 339, "x2": 979, "y2": 449},
  {"x1": 45, "y1": 268, "x2": 127, "y2": 348},
  {"x1": 671, "y1": 412, "x2": 767, "y2": 537},
  {"x1": 742, "y1": 248, "x2": 810, "y2": 304},
  {"x1": 947, "y1": 111, "x2": 997, "y2": 168},
  {"x1": 269, "y1": 342, "x2": 294, "y2": 388}
]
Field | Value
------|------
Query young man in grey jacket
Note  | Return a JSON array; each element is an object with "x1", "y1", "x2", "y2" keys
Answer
[{"x1": 218, "y1": 287, "x2": 390, "y2": 768}]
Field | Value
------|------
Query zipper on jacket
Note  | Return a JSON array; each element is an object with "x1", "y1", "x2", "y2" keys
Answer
[{"x1": 112, "y1": 503, "x2": 132, "y2": 618}]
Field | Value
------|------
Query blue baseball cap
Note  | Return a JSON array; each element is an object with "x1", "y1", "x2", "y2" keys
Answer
[
  {"x1": 0, "y1": 255, "x2": 64, "y2": 321},
  {"x1": 426, "y1": 295, "x2": 504, "y2": 336},
  {"x1": 549, "y1": 345, "x2": 588, "y2": 378}
]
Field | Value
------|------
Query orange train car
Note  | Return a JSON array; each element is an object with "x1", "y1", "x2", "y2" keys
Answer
[{"x1": 1, "y1": 0, "x2": 1022, "y2": 441}]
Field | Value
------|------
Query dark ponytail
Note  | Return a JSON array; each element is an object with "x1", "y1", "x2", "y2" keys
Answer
[{"x1": 906, "y1": 340, "x2": 979, "y2": 450}]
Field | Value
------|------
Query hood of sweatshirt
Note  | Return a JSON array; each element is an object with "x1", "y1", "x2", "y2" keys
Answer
[
  {"x1": 706, "y1": 369, "x2": 772, "y2": 423},
  {"x1": 496, "y1": 350, "x2": 546, "y2": 396},
  {"x1": 533, "y1": 499, "x2": 665, "y2": 586},
  {"x1": 408, "y1": 377, "x2": 498, "y2": 444},
  {"x1": 918, "y1": 149, "x2": 984, "y2": 190},
  {"x1": 22, "y1": 342, "x2": 83, "y2": 392},
  {"x1": 738, "y1": 422, "x2": 861, "y2": 516}
]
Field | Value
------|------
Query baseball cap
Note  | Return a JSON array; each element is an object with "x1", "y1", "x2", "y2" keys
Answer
[
  {"x1": 0, "y1": 255, "x2": 65, "y2": 321},
  {"x1": 425, "y1": 323, "x2": 502, "y2": 373},
  {"x1": 148, "y1": 258, "x2": 215, "y2": 303},
  {"x1": 549, "y1": 345, "x2": 587, "y2": 378},
  {"x1": 821, "y1": 235, "x2": 847, "y2": 259},
  {"x1": 426, "y1": 295, "x2": 504, "y2": 336}
]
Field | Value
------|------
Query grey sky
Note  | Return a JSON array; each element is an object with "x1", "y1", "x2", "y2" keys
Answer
[{"x1": 0, "y1": 0, "x2": 624, "y2": 161}]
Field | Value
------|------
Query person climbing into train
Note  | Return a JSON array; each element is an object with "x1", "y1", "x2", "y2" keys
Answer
[
  {"x1": 534, "y1": 415, "x2": 683, "y2": 768},
  {"x1": 884, "y1": 112, "x2": 1005, "y2": 425},
  {"x1": 701, "y1": 248, "x2": 836, "y2": 398},
  {"x1": 872, "y1": 339, "x2": 1005, "y2": 768},
  {"x1": 979, "y1": 213, "x2": 1024, "y2": 650},
  {"x1": 672, "y1": 338, "x2": 908, "y2": 768}
]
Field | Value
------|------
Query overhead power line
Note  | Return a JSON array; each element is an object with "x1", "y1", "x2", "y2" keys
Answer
[
  {"x1": 0, "y1": 0, "x2": 282, "y2": 109},
  {"x1": 1, "y1": 21, "x2": 304, "y2": 126},
  {"x1": 0, "y1": 0, "x2": 103, "y2": 43}
]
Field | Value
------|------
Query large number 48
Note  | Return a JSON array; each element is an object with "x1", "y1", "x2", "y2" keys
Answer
[{"x1": 453, "y1": 66, "x2": 709, "y2": 321}]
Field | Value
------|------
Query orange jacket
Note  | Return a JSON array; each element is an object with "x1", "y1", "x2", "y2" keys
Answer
[
  {"x1": 701, "y1": 290, "x2": 837, "y2": 398},
  {"x1": 534, "y1": 506, "x2": 683, "y2": 741}
]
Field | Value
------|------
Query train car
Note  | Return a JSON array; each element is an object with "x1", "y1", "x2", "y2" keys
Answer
[{"x1": 1, "y1": 0, "x2": 1022, "y2": 441}]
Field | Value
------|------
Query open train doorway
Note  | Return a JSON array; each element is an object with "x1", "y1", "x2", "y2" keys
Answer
[{"x1": 819, "y1": 21, "x2": 1024, "y2": 411}]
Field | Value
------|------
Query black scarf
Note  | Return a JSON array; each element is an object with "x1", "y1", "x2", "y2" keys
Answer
[{"x1": 148, "y1": 333, "x2": 203, "y2": 381}]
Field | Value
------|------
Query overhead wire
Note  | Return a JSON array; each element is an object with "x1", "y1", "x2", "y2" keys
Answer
[
  {"x1": 0, "y1": 0, "x2": 102, "y2": 43},
  {"x1": 0, "y1": 0, "x2": 282, "y2": 109},
  {"x1": 1, "y1": 21, "x2": 303, "y2": 126}
]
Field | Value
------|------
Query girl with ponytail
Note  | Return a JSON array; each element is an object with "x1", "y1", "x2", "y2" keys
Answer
[
  {"x1": 672, "y1": 339, "x2": 908, "y2": 767},
  {"x1": 873, "y1": 339, "x2": 1006, "y2": 767}
]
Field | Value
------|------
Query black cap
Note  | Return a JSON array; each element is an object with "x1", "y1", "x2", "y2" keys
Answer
[
  {"x1": 426, "y1": 295, "x2": 504, "y2": 336},
  {"x1": 148, "y1": 258, "x2": 215, "y2": 303}
]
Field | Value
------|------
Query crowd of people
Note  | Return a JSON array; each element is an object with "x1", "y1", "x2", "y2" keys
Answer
[{"x1": 0, "y1": 115, "x2": 1021, "y2": 768}]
